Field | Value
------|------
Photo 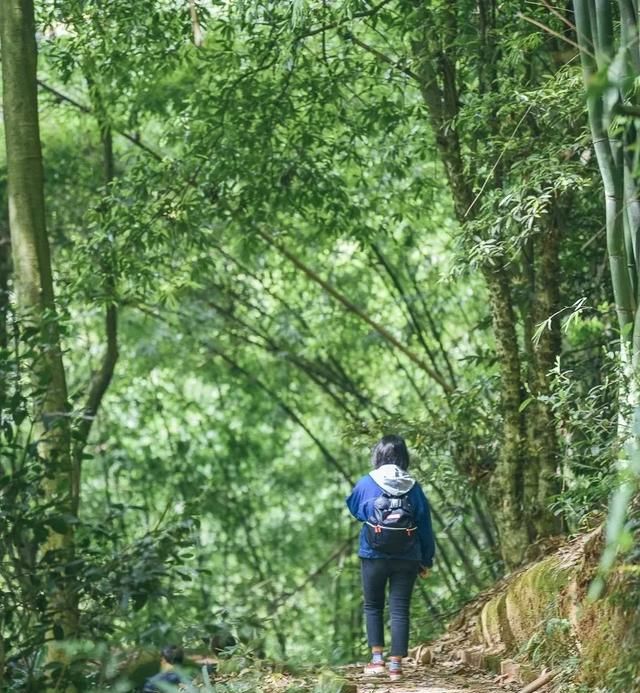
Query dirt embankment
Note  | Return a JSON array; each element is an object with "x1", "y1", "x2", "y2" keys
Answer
[{"x1": 411, "y1": 528, "x2": 640, "y2": 692}]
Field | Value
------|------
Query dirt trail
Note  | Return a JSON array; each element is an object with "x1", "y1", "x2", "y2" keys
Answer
[
  {"x1": 344, "y1": 662, "x2": 519, "y2": 693},
  {"x1": 212, "y1": 659, "x2": 522, "y2": 692}
]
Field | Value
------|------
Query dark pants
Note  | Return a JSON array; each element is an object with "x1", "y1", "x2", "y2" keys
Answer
[{"x1": 361, "y1": 558, "x2": 419, "y2": 657}]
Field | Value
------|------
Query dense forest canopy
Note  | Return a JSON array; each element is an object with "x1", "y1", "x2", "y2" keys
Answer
[{"x1": 1, "y1": 0, "x2": 640, "y2": 691}]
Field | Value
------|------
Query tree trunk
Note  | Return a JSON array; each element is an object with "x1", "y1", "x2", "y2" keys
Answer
[
  {"x1": 409, "y1": 2, "x2": 565, "y2": 565},
  {"x1": 0, "y1": 204, "x2": 10, "y2": 414},
  {"x1": 529, "y1": 224, "x2": 563, "y2": 538},
  {"x1": 484, "y1": 264, "x2": 529, "y2": 567},
  {"x1": 72, "y1": 116, "x2": 119, "y2": 514},
  {"x1": 520, "y1": 224, "x2": 563, "y2": 541},
  {"x1": 0, "y1": 0, "x2": 77, "y2": 649}
]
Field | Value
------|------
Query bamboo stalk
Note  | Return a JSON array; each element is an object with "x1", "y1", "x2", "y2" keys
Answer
[{"x1": 574, "y1": 0, "x2": 636, "y2": 342}]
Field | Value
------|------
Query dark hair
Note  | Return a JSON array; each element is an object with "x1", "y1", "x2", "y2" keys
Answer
[
  {"x1": 161, "y1": 645, "x2": 184, "y2": 665},
  {"x1": 371, "y1": 435, "x2": 410, "y2": 470}
]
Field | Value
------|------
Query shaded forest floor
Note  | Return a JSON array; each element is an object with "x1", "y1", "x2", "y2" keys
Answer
[
  {"x1": 211, "y1": 662, "x2": 520, "y2": 693},
  {"x1": 343, "y1": 663, "x2": 519, "y2": 693}
]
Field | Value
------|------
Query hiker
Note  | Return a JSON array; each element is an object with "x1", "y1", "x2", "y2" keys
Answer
[
  {"x1": 142, "y1": 645, "x2": 184, "y2": 692},
  {"x1": 346, "y1": 434, "x2": 435, "y2": 681}
]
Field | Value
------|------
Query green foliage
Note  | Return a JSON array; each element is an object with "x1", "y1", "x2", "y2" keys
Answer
[
  {"x1": 522, "y1": 618, "x2": 577, "y2": 669},
  {"x1": 0, "y1": 0, "x2": 632, "y2": 688}
]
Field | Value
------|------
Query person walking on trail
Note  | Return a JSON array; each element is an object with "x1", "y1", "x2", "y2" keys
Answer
[
  {"x1": 346, "y1": 435, "x2": 435, "y2": 681},
  {"x1": 142, "y1": 645, "x2": 184, "y2": 692}
]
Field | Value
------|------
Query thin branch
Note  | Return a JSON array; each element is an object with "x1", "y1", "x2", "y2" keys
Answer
[
  {"x1": 519, "y1": 670, "x2": 557, "y2": 693},
  {"x1": 198, "y1": 294, "x2": 364, "y2": 420},
  {"x1": 371, "y1": 243, "x2": 456, "y2": 390},
  {"x1": 430, "y1": 504, "x2": 485, "y2": 590},
  {"x1": 295, "y1": 0, "x2": 394, "y2": 39},
  {"x1": 517, "y1": 12, "x2": 594, "y2": 57},
  {"x1": 346, "y1": 31, "x2": 420, "y2": 82},
  {"x1": 136, "y1": 305, "x2": 354, "y2": 484},
  {"x1": 433, "y1": 536, "x2": 464, "y2": 596},
  {"x1": 406, "y1": 268, "x2": 459, "y2": 387},
  {"x1": 256, "y1": 228, "x2": 454, "y2": 393},
  {"x1": 184, "y1": 273, "x2": 379, "y2": 417},
  {"x1": 268, "y1": 534, "x2": 358, "y2": 613},
  {"x1": 540, "y1": 0, "x2": 580, "y2": 35},
  {"x1": 471, "y1": 490, "x2": 499, "y2": 551},
  {"x1": 73, "y1": 301, "x2": 118, "y2": 503},
  {"x1": 207, "y1": 345, "x2": 354, "y2": 484},
  {"x1": 417, "y1": 581, "x2": 446, "y2": 625},
  {"x1": 37, "y1": 80, "x2": 163, "y2": 161},
  {"x1": 464, "y1": 104, "x2": 534, "y2": 218},
  {"x1": 619, "y1": 103, "x2": 640, "y2": 118},
  {"x1": 427, "y1": 477, "x2": 499, "y2": 579},
  {"x1": 72, "y1": 125, "x2": 119, "y2": 513}
]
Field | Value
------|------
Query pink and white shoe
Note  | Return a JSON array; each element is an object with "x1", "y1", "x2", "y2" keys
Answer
[
  {"x1": 388, "y1": 659, "x2": 402, "y2": 680},
  {"x1": 363, "y1": 655, "x2": 386, "y2": 675}
]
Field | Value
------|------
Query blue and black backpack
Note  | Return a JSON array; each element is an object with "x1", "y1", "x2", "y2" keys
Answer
[{"x1": 364, "y1": 491, "x2": 417, "y2": 554}]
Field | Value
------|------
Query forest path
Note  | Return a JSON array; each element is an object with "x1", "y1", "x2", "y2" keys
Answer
[
  {"x1": 213, "y1": 659, "x2": 521, "y2": 692},
  {"x1": 342, "y1": 663, "x2": 518, "y2": 693}
]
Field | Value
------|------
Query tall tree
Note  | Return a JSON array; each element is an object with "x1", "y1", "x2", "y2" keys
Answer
[
  {"x1": 406, "y1": 0, "x2": 570, "y2": 566},
  {"x1": 0, "y1": 0, "x2": 77, "y2": 649},
  {"x1": 0, "y1": 197, "x2": 9, "y2": 414}
]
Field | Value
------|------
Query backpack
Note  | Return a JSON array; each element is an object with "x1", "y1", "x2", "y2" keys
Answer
[{"x1": 364, "y1": 491, "x2": 417, "y2": 554}]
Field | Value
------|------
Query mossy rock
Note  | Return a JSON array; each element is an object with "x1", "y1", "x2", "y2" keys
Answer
[
  {"x1": 504, "y1": 556, "x2": 573, "y2": 648},
  {"x1": 472, "y1": 615, "x2": 484, "y2": 646},
  {"x1": 483, "y1": 651, "x2": 503, "y2": 674},
  {"x1": 479, "y1": 592, "x2": 513, "y2": 651},
  {"x1": 578, "y1": 576, "x2": 640, "y2": 689}
]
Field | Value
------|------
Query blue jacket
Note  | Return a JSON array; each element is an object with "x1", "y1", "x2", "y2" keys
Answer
[
  {"x1": 346, "y1": 465, "x2": 435, "y2": 567},
  {"x1": 143, "y1": 671, "x2": 181, "y2": 692}
]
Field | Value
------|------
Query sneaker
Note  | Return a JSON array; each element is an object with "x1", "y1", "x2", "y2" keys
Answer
[
  {"x1": 363, "y1": 655, "x2": 386, "y2": 675},
  {"x1": 388, "y1": 659, "x2": 402, "y2": 680}
]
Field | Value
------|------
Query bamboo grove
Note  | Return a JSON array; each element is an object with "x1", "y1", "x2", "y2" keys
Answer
[{"x1": 0, "y1": 0, "x2": 639, "y2": 690}]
